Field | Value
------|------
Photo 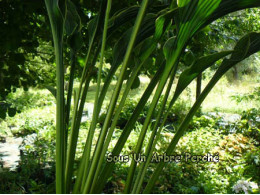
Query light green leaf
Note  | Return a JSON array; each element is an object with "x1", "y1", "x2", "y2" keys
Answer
[
  {"x1": 154, "y1": 8, "x2": 178, "y2": 41},
  {"x1": 173, "y1": 51, "x2": 232, "y2": 100}
]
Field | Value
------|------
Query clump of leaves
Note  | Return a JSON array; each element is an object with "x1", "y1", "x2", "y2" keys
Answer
[{"x1": 231, "y1": 86, "x2": 260, "y2": 103}]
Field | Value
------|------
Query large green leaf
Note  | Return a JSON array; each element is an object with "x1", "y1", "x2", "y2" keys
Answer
[
  {"x1": 108, "y1": 6, "x2": 140, "y2": 35},
  {"x1": 45, "y1": 0, "x2": 64, "y2": 44},
  {"x1": 173, "y1": 50, "x2": 232, "y2": 100},
  {"x1": 65, "y1": 0, "x2": 83, "y2": 51},
  {"x1": 217, "y1": 32, "x2": 260, "y2": 74},
  {"x1": 112, "y1": 13, "x2": 157, "y2": 69},
  {"x1": 112, "y1": 27, "x2": 132, "y2": 68},
  {"x1": 65, "y1": 0, "x2": 81, "y2": 36},
  {"x1": 107, "y1": 5, "x2": 168, "y2": 40},
  {"x1": 160, "y1": 0, "x2": 260, "y2": 71},
  {"x1": 166, "y1": 0, "x2": 222, "y2": 62}
]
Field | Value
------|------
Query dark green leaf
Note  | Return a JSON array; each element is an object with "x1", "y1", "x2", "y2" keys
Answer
[
  {"x1": 8, "y1": 107, "x2": 16, "y2": 117},
  {"x1": 131, "y1": 76, "x2": 140, "y2": 89},
  {"x1": 0, "y1": 104, "x2": 7, "y2": 119},
  {"x1": 183, "y1": 51, "x2": 195, "y2": 66},
  {"x1": 65, "y1": 0, "x2": 81, "y2": 36},
  {"x1": 45, "y1": 85, "x2": 57, "y2": 98},
  {"x1": 68, "y1": 31, "x2": 83, "y2": 52}
]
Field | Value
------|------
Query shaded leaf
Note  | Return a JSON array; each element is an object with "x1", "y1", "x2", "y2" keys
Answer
[
  {"x1": 8, "y1": 107, "x2": 16, "y2": 117},
  {"x1": 45, "y1": 85, "x2": 56, "y2": 98},
  {"x1": 131, "y1": 76, "x2": 140, "y2": 89},
  {"x1": 68, "y1": 31, "x2": 83, "y2": 52},
  {"x1": 0, "y1": 104, "x2": 7, "y2": 119}
]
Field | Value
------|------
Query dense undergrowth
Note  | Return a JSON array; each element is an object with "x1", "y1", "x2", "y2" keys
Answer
[{"x1": 0, "y1": 76, "x2": 259, "y2": 193}]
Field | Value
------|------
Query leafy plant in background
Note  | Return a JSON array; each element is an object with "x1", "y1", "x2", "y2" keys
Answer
[
  {"x1": 0, "y1": 0, "x2": 54, "y2": 119},
  {"x1": 231, "y1": 86, "x2": 260, "y2": 103},
  {"x1": 236, "y1": 108, "x2": 260, "y2": 143},
  {"x1": 229, "y1": 87, "x2": 260, "y2": 142},
  {"x1": 44, "y1": 0, "x2": 260, "y2": 193}
]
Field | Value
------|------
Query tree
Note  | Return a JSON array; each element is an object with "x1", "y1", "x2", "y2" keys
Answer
[{"x1": 0, "y1": 0, "x2": 55, "y2": 118}]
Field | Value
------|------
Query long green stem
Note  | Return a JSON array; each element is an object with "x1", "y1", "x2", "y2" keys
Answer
[
  {"x1": 64, "y1": 3, "x2": 102, "y2": 188},
  {"x1": 79, "y1": 0, "x2": 112, "y2": 191},
  {"x1": 90, "y1": 58, "x2": 147, "y2": 193},
  {"x1": 82, "y1": 0, "x2": 150, "y2": 192},
  {"x1": 65, "y1": 46, "x2": 99, "y2": 192},
  {"x1": 44, "y1": 1, "x2": 66, "y2": 193},
  {"x1": 124, "y1": 55, "x2": 177, "y2": 193},
  {"x1": 72, "y1": 52, "x2": 117, "y2": 194},
  {"x1": 133, "y1": 80, "x2": 182, "y2": 193},
  {"x1": 89, "y1": 34, "x2": 159, "y2": 194},
  {"x1": 55, "y1": 38, "x2": 66, "y2": 194},
  {"x1": 65, "y1": 75, "x2": 91, "y2": 193},
  {"x1": 65, "y1": 50, "x2": 76, "y2": 159},
  {"x1": 132, "y1": 65, "x2": 177, "y2": 193},
  {"x1": 93, "y1": 64, "x2": 164, "y2": 193}
]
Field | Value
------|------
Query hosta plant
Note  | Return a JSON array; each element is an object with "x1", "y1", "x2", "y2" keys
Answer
[{"x1": 44, "y1": 0, "x2": 260, "y2": 193}]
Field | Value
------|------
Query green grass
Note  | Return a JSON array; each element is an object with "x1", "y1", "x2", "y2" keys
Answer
[
  {"x1": 174, "y1": 74, "x2": 260, "y2": 114},
  {"x1": 201, "y1": 75, "x2": 260, "y2": 113},
  {"x1": 85, "y1": 73, "x2": 260, "y2": 115},
  {"x1": 83, "y1": 76, "x2": 150, "y2": 105}
]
